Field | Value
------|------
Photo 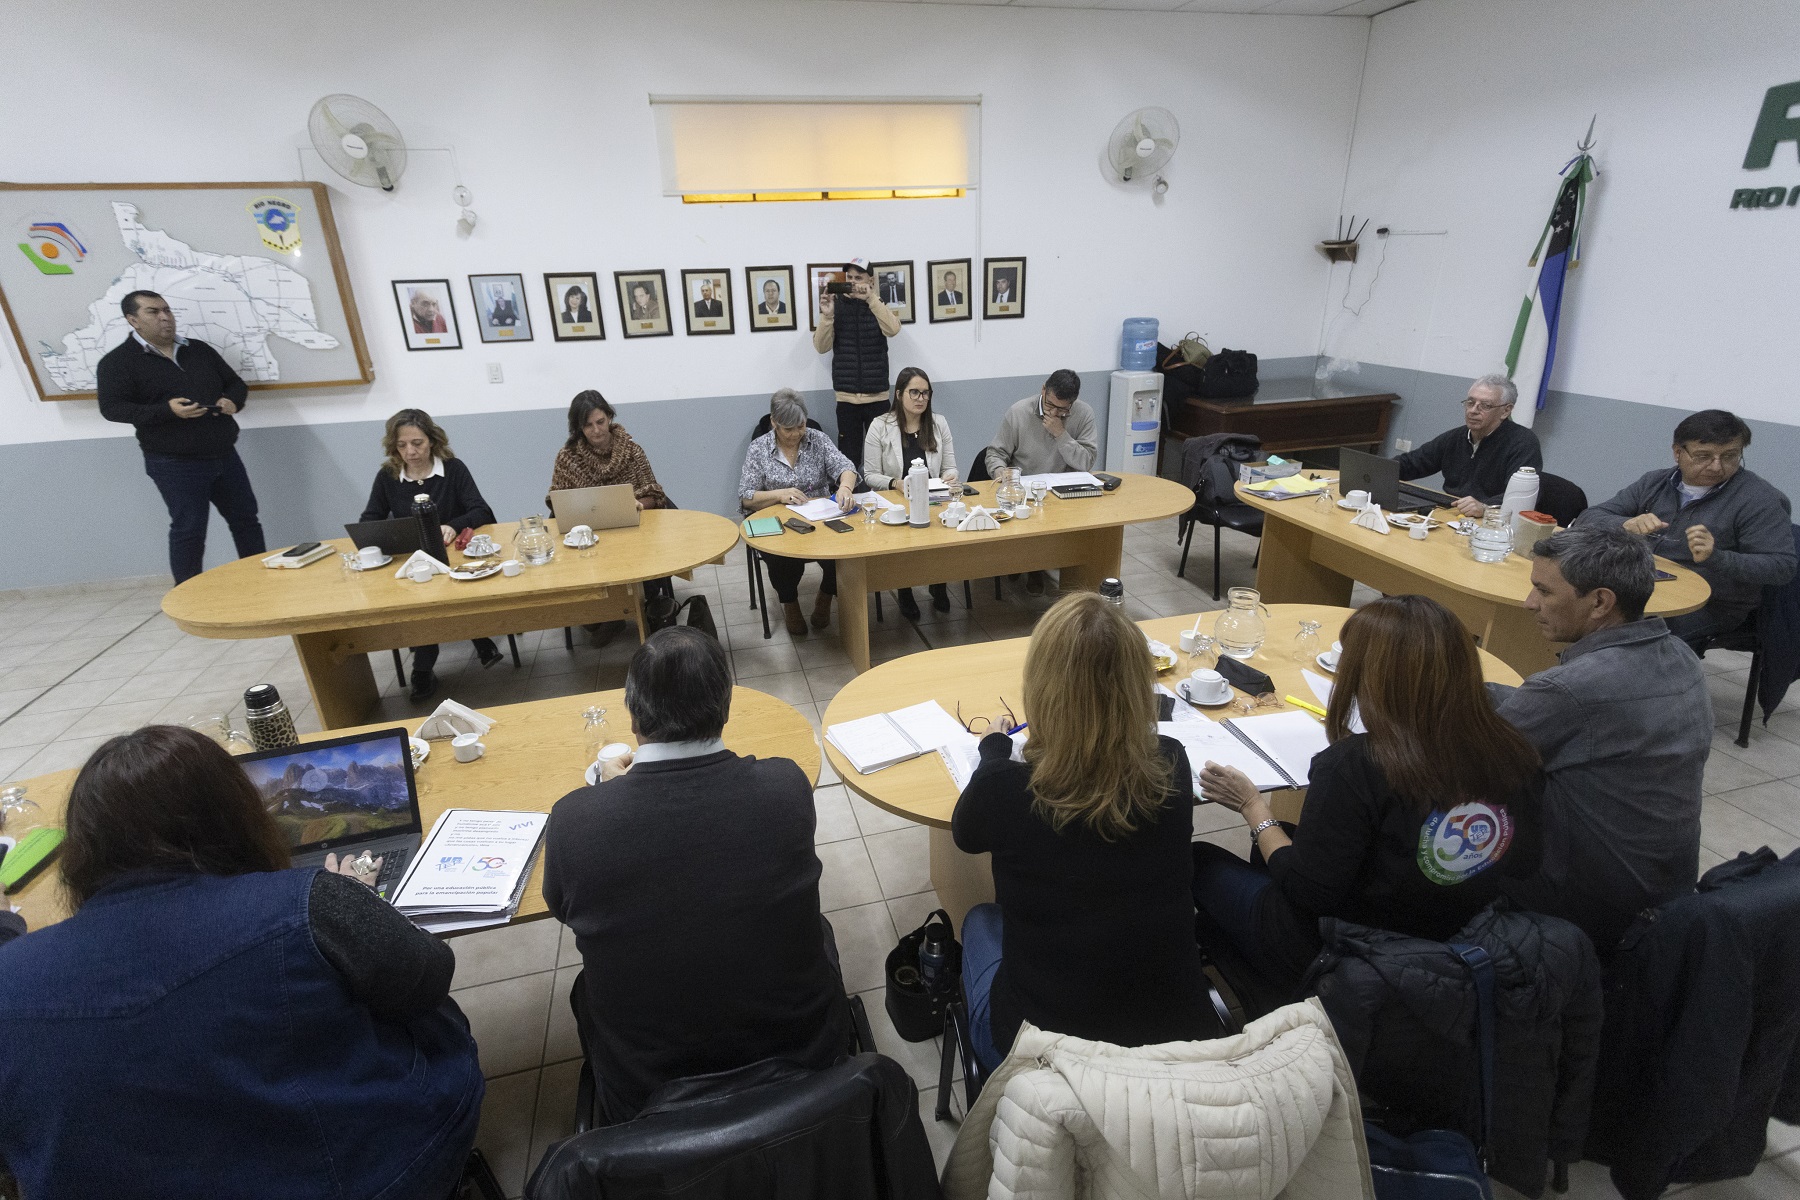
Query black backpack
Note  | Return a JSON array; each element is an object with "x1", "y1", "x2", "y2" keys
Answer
[{"x1": 1196, "y1": 348, "x2": 1258, "y2": 399}]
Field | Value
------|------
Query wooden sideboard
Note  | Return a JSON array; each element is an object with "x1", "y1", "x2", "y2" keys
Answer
[{"x1": 1164, "y1": 381, "x2": 1397, "y2": 460}]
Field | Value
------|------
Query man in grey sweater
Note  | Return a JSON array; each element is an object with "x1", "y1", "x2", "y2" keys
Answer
[
  {"x1": 984, "y1": 369, "x2": 1100, "y2": 593},
  {"x1": 1576, "y1": 409, "x2": 1794, "y2": 646},
  {"x1": 1492, "y1": 526, "x2": 1711, "y2": 956}
]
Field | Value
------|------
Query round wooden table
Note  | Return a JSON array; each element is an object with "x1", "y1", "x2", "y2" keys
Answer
[
  {"x1": 163, "y1": 510, "x2": 742, "y2": 729},
  {"x1": 1236, "y1": 476, "x2": 1709, "y2": 676},
  {"x1": 819, "y1": 604, "x2": 1524, "y2": 926},
  {"x1": 4, "y1": 685, "x2": 817, "y2": 935},
  {"x1": 751, "y1": 474, "x2": 1193, "y2": 673}
]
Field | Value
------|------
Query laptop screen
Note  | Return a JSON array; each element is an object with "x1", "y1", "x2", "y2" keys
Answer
[{"x1": 239, "y1": 728, "x2": 422, "y2": 854}]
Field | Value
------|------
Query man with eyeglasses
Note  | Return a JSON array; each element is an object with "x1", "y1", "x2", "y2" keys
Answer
[
  {"x1": 1394, "y1": 373, "x2": 1544, "y2": 518},
  {"x1": 1577, "y1": 409, "x2": 1794, "y2": 645},
  {"x1": 986, "y1": 369, "x2": 1099, "y2": 594}
]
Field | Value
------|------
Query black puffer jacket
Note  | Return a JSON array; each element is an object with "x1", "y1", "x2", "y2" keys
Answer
[
  {"x1": 1306, "y1": 901, "x2": 1603, "y2": 1199},
  {"x1": 830, "y1": 298, "x2": 891, "y2": 395},
  {"x1": 1587, "y1": 847, "x2": 1800, "y2": 1200},
  {"x1": 1178, "y1": 432, "x2": 1262, "y2": 508}
]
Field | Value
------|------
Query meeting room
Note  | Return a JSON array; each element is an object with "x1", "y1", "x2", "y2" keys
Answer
[{"x1": 2, "y1": 1, "x2": 1799, "y2": 1197}]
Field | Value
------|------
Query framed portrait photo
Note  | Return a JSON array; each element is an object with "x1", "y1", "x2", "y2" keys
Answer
[
  {"x1": 872, "y1": 260, "x2": 915, "y2": 325},
  {"x1": 544, "y1": 272, "x2": 603, "y2": 341},
  {"x1": 806, "y1": 263, "x2": 846, "y2": 332},
  {"x1": 680, "y1": 268, "x2": 734, "y2": 336},
  {"x1": 470, "y1": 273, "x2": 533, "y2": 343},
  {"x1": 745, "y1": 265, "x2": 796, "y2": 332},
  {"x1": 392, "y1": 279, "x2": 461, "y2": 351},
  {"x1": 983, "y1": 257, "x2": 1027, "y2": 320},
  {"x1": 927, "y1": 259, "x2": 973, "y2": 324},
  {"x1": 615, "y1": 269, "x2": 672, "y2": 338}
]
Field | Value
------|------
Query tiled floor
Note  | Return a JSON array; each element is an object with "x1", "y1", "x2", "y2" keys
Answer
[{"x1": 3, "y1": 518, "x2": 1797, "y2": 1197}]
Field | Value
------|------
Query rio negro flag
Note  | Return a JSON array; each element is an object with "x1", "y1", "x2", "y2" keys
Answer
[{"x1": 1505, "y1": 150, "x2": 1595, "y2": 429}]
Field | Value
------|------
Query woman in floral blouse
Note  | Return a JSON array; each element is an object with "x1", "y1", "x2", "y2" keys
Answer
[{"x1": 739, "y1": 389, "x2": 858, "y2": 635}]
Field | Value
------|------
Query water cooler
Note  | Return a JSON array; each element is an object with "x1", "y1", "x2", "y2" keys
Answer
[{"x1": 1105, "y1": 370, "x2": 1162, "y2": 476}]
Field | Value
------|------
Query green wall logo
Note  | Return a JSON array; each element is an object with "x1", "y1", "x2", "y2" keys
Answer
[{"x1": 1732, "y1": 80, "x2": 1800, "y2": 210}]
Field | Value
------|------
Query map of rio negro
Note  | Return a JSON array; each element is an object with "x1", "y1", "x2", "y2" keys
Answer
[{"x1": 41, "y1": 202, "x2": 338, "y2": 390}]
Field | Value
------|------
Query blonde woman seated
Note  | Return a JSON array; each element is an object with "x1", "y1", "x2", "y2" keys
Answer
[
  {"x1": 862, "y1": 366, "x2": 958, "y2": 619},
  {"x1": 953, "y1": 592, "x2": 1222, "y2": 1074}
]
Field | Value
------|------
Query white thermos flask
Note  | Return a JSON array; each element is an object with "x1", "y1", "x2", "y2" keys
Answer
[
  {"x1": 1500, "y1": 466, "x2": 1540, "y2": 525},
  {"x1": 905, "y1": 458, "x2": 930, "y2": 527}
]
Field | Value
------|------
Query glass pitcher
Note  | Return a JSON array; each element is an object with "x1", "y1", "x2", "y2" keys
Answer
[
  {"x1": 515, "y1": 515, "x2": 556, "y2": 566},
  {"x1": 1214, "y1": 587, "x2": 1273, "y2": 659},
  {"x1": 993, "y1": 467, "x2": 1026, "y2": 515},
  {"x1": 1468, "y1": 505, "x2": 1514, "y2": 564}
]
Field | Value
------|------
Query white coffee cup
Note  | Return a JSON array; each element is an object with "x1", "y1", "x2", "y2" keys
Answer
[
  {"x1": 466, "y1": 534, "x2": 496, "y2": 556},
  {"x1": 409, "y1": 561, "x2": 434, "y2": 583},
  {"x1": 1409, "y1": 523, "x2": 1429, "y2": 540},
  {"x1": 1178, "y1": 629, "x2": 1200, "y2": 654},
  {"x1": 1011, "y1": 504, "x2": 1032, "y2": 520},
  {"x1": 357, "y1": 545, "x2": 383, "y2": 568},
  {"x1": 452, "y1": 733, "x2": 485, "y2": 763},
  {"x1": 500, "y1": 559, "x2": 522, "y2": 577},
  {"x1": 1182, "y1": 669, "x2": 1231, "y2": 705},
  {"x1": 569, "y1": 524, "x2": 594, "y2": 546},
  {"x1": 1320, "y1": 641, "x2": 1343, "y2": 669},
  {"x1": 1345, "y1": 489, "x2": 1371, "y2": 508}
]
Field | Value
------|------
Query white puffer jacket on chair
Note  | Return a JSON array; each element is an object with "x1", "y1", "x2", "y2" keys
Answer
[{"x1": 941, "y1": 998, "x2": 1373, "y2": 1200}]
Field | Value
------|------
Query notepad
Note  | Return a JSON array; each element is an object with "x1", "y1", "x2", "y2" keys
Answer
[
  {"x1": 1223, "y1": 710, "x2": 1331, "y2": 789},
  {"x1": 391, "y1": 809, "x2": 548, "y2": 934},
  {"x1": 743, "y1": 516, "x2": 784, "y2": 537},
  {"x1": 1158, "y1": 721, "x2": 1292, "y2": 792},
  {"x1": 825, "y1": 701, "x2": 970, "y2": 774}
]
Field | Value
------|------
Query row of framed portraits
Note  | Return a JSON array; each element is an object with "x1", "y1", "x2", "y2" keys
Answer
[{"x1": 389, "y1": 258, "x2": 1027, "y2": 351}]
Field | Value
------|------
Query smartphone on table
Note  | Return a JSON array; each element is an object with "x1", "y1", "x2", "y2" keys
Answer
[
  {"x1": 783, "y1": 518, "x2": 815, "y2": 534},
  {"x1": 823, "y1": 519, "x2": 854, "y2": 533}
]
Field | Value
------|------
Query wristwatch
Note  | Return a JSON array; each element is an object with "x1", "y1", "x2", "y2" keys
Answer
[{"x1": 1248, "y1": 817, "x2": 1281, "y2": 841}]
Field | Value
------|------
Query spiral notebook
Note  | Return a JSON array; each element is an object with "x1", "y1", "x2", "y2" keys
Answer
[
  {"x1": 1158, "y1": 708, "x2": 1329, "y2": 793},
  {"x1": 825, "y1": 701, "x2": 969, "y2": 775}
]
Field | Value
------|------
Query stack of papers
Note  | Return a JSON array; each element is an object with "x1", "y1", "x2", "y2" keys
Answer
[
  {"x1": 787, "y1": 497, "x2": 856, "y2": 522},
  {"x1": 1243, "y1": 475, "x2": 1329, "y2": 501},
  {"x1": 825, "y1": 701, "x2": 970, "y2": 774},
  {"x1": 390, "y1": 809, "x2": 548, "y2": 934}
]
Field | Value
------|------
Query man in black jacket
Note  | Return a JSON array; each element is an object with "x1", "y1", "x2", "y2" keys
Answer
[
  {"x1": 812, "y1": 256, "x2": 899, "y2": 470},
  {"x1": 95, "y1": 290, "x2": 266, "y2": 584},
  {"x1": 1394, "y1": 373, "x2": 1544, "y2": 516},
  {"x1": 543, "y1": 628, "x2": 851, "y2": 1125}
]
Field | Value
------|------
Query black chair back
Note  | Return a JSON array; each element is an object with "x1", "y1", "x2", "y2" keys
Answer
[
  {"x1": 966, "y1": 447, "x2": 996, "y2": 484},
  {"x1": 1535, "y1": 472, "x2": 1588, "y2": 527}
]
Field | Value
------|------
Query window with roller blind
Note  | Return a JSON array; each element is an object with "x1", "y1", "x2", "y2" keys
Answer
[{"x1": 650, "y1": 96, "x2": 980, "y2": 202}]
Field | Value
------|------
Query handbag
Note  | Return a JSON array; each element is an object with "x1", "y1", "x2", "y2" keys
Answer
[
  {"x1": 1196, "y1": 348, "x2": 1259, "y2": 399},
  {"x1": 885, "y1": 908, "x2": 962, "y2": 1042},
  {"x1": 1366, "y1": 944, "x2": 1496, "y2": 1200},
  {"x1": 642, "y1": 594, "x2": 718, "y2": 641}
]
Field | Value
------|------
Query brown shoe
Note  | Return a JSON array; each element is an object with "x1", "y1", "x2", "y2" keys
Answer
[
  {"x1": 782, "y1": 601, "x2": 807, "y2": 636},
  {"x1": 811, "y1": 592, "x2": 834, "y2": 630}
]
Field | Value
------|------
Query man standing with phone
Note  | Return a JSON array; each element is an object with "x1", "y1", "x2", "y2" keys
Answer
[
  {"x1": 813, "y1": 257, "x2": 899, "y2": 472},
  {"x1": 97, "y1": 290, "x2": 266, "y2": 585}
]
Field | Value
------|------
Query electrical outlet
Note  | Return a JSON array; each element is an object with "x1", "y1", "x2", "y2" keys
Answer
[
  {"x1": 1393, "y1": 437, "x2": 1412, "y2": 452},
  {"x1": 486, "y1": 363, "x2": 503, "y2": 384}
]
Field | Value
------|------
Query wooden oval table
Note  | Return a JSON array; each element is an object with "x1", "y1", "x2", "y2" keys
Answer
[
  {"x1": 163, "y1": 510, "x2": 742, "y2": 729},
  {"x1": 1235, "y1": 476, "x2": 1709, "y2": 676},
  {"x1": 6, "y1": 685, "x2": 817, "y2": 935},
  {"x1": 820, "y1": 605, "x2": 1523, "y2": 928},
  {"x1": 751, "y1": 474, "x2": 1193, "y2": 674}
]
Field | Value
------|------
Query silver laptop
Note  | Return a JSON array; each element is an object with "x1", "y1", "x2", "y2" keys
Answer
[
  {"x1": 238, "y1": 727, "x2": 424, "y2": 902},
  {"x1": 549, "y1": 484, "x2": 641, "y2": 535}
]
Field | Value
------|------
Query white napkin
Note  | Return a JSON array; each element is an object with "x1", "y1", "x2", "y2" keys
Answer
[
  {"x1": 393, "y1": 549, "x2": 453, "y2": 578},
  {"x1": 958, "y1": 506, "x2": 1000, "y2": 532},
  {"x1": 416, "y1": 699, "x2": 497, "y2": 741},
  {"x1": 1350, "y1": 503, "x2": 1391, "y2": 534}
]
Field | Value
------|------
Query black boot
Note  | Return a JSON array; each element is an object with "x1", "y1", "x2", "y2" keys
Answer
[
  {"x1": 896, "y1": 589, "x2": 921, "y2": 621},
  {"x1": 475, "y1": 639, "x2": 504, "y2": 668},
  {"x1": 409, "y1": 669, "x2": 440, "y2": 703},
  {"x1": 929, "y1": 583, "x2": 951, "y2": 613}
]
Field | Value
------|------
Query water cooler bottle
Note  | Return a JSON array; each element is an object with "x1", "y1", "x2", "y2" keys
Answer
[{"x1": 1105, "y1": 370, "x2": 1162, "y2": 476}]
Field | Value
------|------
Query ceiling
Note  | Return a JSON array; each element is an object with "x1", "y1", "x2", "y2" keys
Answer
[{"x1": 807, "y1": 0, "x2": 1416, "y2": 14}]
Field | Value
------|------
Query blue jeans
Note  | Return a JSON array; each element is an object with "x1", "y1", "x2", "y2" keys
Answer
[
  {"x1": 961, "y1": 903, "x2": 1006, "y2": 1073},
  {"x1": 142, "y1": 450, "x2": 265, "y2": 584},
  {"x1": 1191, "y1": 840, "x2": 1319, "y2": 999}
]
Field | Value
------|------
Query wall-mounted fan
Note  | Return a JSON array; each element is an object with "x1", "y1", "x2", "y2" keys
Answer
[
  {"x1": 1105, "y1": 107, "x2": 1180, "y2": 191},
  {"x1": 308, "y1": 94, "x2": 409, "y2": 192}
]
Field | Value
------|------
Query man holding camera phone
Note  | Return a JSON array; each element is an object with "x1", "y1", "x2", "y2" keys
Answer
[
  {"x1": 812, "y1": 257, "x2": 900, "y2": 472},
  {"x1": 96, "y1": 289, "x2": 266, "y2": 585}
]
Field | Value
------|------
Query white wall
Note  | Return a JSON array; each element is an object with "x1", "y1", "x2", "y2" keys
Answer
[
  {"x1": 1321, "y1": 0, "x2": 1800, "y2": 426},
  {"x1": 0, "y1": 0, "x2": 1368, "y2": 448}
]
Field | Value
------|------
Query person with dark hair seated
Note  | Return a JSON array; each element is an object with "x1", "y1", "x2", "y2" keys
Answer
[
  {"x1": 955, "y1": 592, "x2": 1221, "y2": 1073},
  {"x1": 1494, "y1": 525, "x2": 1712, "y2": 956},
  {"x1": 544, "y1": 627, "x2": 851, "y2": 1125},
  {"x1": 0, "y1": 726, "x2": 481, "y2": 1199},
  {"x1": 1576, "y1": 408, "x2": 1795, "y2": 646},
  {"x1": 985, "y1": 369, "x2": 1098, "y2": 595},
  {"x1": 1192, "y1": 594, "x2": 1543, "y2": 1004}
]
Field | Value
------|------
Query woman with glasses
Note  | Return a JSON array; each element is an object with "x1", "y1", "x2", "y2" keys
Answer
[
  {"x1": 1191, "y1": 594, "x2": 1543, "y2": 1015},
  {"x1": 952, "y1": 592, "x2": 1222, "y2": 1073},
  {"x1": 1393, "y1": 373, "x2": 1543, "y2": 517},
  {"x1": 0, "y1": 726, "x2": 482, "y2": 1199},
  {"x1": 739, "y1": 389, "x2": 858, "y2": 635},
  {"x1": 863, "y1": 367, "x2": 958, "y2": 619}
]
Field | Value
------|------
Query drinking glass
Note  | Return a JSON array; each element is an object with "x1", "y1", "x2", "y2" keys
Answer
[
  {"x1": 1028, "y1": 480, "x2": 1049, "y2": 510},
  {"x1": 582, "y1": 706, "x2": 610, "y2": 762},
  {"x1": 187, "y1": 713, "x2": 254, "y2": 753},
  {"x1": 0, "y1": 785, "x2": 40, "y2": 834},
  {"x1": 1294, "y1": 620, "x2": 1323, "y2": 664},
  {"x1": 340, "y1": 551, "x2": 361, "y2": 580},
  {"x1": 1186, "y1": 632, "x2": 1217, "y2": 669},
  {"x1": 863, "y1": 498, "x2": 880, "y2": 530}
]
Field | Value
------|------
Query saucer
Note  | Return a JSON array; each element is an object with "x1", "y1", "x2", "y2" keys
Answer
[
  {"x1": 1336, "y1": 498, "x2": 1366, "y2": 511},
  {"x1": 1315, "y1": 653, "x2": 1339, "y2": 674},
  {"x1": 879, "y1": 510, "x2": 910, "y2": 525},
  {"x1": 450, "y1": 563, "x2": 504, "y2": 581},
  {"x1": 1388, "y1": 513, "x2": 1439, "y2": 529},
  {"x1": 562, "y1": 534, "x2": 597, "y2": 548},
  {"x1": 992, "y1": 510, "x2": 1013, "y2": 522},
  {"x1": 409, "y1": 736, "x2": 431, "y2": 766},
  {"x1": 1178, "y1": 682, "x2": 1234, "y2": 707},
  {"x1": 348, "y1": 554, "x2": 392, "y2": 570},
  {"x1": 463, "y1": 543, "x2": 499, "y2": 558}
]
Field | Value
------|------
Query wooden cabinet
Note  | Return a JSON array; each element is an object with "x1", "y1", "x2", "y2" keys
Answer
[{"x1": 1165, "y1": 382, "x2": 1396, "y2": 459}]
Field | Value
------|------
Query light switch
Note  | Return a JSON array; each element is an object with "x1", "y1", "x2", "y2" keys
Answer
[{"x1": 486, "y1": 363, "x2": 503, "y2": 384}]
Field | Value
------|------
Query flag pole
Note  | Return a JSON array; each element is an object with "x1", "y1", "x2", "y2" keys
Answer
[{"x1": 1506, "y1": 119, "x2": 1597, "y2": 429}]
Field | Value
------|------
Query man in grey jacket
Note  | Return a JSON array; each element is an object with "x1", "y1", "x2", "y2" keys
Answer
[
  {"x1": 1576, "y1": 409, "x2": 1794, "y2": 646},
  {"x1": 1492, "y1": 526, "x2": 1710, "y2": 956}
]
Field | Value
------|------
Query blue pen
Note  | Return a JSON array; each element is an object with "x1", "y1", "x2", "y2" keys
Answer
[{"x1": 1006, "y1": 722, "x2": 1028, "y2": 736}]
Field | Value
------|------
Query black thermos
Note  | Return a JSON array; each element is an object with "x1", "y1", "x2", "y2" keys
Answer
[{"x1": 412, "y1": 492, "x2": 447, "y2": 561}]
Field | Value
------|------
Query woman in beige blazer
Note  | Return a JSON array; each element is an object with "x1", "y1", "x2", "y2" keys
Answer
[{"x1": 862, "y1": 367, "x2": 957, "y2": 617}]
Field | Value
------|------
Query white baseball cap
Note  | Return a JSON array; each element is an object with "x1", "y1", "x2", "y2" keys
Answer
[{"x1": 844, "y1": 257, "x2": 872, "y2": 274}]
